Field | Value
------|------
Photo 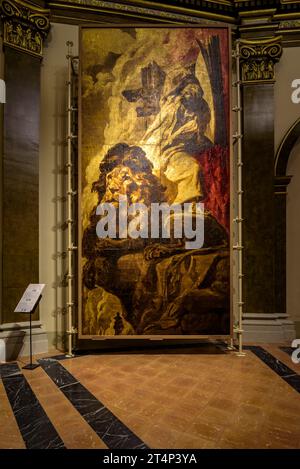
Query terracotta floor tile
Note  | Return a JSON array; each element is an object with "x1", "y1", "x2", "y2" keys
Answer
[
  {"x1": 263, "y1": 424, "x2": 300, "y2": 449},
  {"x1": 143, "y1": 426, "x2": 183, "y2": 449},
  {"x1": 199, "y1": 404, "x2": 235, "y2": 425},
  {"x1": 2, "y1": 344, "x2": 300, "y2": 449},
  {"x1": 266, "y1": 410, "x2": 300, "y2": 432},
  {"x1": 192, "y1": 421, "x2": 223, "y2": 441},
  {"x1": 24, "y1": 367, "x2": 106, "y2": 449},
  {"x1": 219, "y1": 437, "x2": 257, "y2": 449},
  {"x1": 171, "y1": 431, "x2": 212, "y2": 449},
  {"x1": 158, "y1": 411, "x2": 198, "y2": 433},
  {"x1": 207, "y1": 397, "x2": 237, "y2": 413}
]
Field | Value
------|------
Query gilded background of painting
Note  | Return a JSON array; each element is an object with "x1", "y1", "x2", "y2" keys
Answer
[{"x1": 79, "y1": 27, "x2": 231, "y2": 337}]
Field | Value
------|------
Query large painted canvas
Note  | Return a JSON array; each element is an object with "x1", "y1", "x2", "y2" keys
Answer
[{"x1": 79, "y1": 26, "x2": 231, "y2": 338}]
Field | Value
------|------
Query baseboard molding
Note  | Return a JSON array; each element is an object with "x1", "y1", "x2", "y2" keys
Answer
[
  {"x1": 0, "y1": 315, "x2": 296, "y2": 360},
  {"x1": 243, "y1": 313, "x2": 296, "y2": 343},
  {"x1": 0, "y1": 321, "x2": 49, "y2": 362}
]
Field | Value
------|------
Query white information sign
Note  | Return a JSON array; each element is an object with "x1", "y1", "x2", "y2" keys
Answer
[{"x1": 14, "y1": 284, "x2": 45, "y2": 313}]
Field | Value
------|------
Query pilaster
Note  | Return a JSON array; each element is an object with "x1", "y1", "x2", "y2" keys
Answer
[{"x1": 0, "y1": 0, "x2": 50, "y2": 359}]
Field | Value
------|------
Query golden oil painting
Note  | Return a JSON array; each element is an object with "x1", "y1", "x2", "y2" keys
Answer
[{"x1": 79, "y1": 26, "x2": 231, "y2": 338}]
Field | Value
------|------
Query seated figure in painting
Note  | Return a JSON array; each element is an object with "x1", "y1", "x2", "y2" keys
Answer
[
  {"x1": 142, "y1": 67, "x2": 212, "y2": 203},
  {"x1": 139, "y1": 65, "x2": 229, "y2": 259},
  {"x1": 82, "y1": 139, "x2": 229, "y2": 336},
  {"x1": 82, "y1": 143, "x2": 165, "y2": 335},
  {"x1": 82, "y1": 142, "x2": 166, "y2": 262},
  {"x1": 134, "y1": 62, "x2": 230, "y2": 231}
]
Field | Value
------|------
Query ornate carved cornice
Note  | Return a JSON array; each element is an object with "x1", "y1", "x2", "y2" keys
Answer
[
  {"x1": 43, "y1": 1, "x2": 300, "y2": 45},
  {"x1": 0, "y1": 1, "x2": 298, "y2": 47},
  {"x1": 239, "y1": 37, "x2": 283, "y2": 84},
  {"x1": 0, "y1": 0, "x2": 50, "y2": 57},
  {"x1": 47, "y1": 0, "x2": 236, "y2": 24}
]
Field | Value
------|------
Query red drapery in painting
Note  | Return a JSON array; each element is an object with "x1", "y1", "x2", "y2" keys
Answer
[{"x1": 198, "y1": 144, "x2": 230, "y2": 232}]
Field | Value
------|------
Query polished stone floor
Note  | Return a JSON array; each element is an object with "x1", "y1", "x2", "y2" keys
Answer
[{"x1": 0, "y1": 343, "x2": 300, "y2": 449}]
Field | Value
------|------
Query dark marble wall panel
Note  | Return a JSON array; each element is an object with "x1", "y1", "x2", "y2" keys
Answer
[
  {"x1": 0, "y1": 41, "x2": 3, "y2": 323},
  {"x1": 2, "y1": 48, "x2": 40, "y2": 323},
  {"x1": 274, "y1": 193, "x2": 287, "y2": 315},
  {"x1": 242, "y1": 84, "x2": 275, "y2": 315}
]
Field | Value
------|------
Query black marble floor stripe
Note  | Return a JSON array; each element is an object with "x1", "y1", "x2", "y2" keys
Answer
[
  {"x1": 280, "y1": 346, "x2": 294, "y2": 357},
  {"x1": 39, "y1": 358, "x2": 148, "y2": 450},
  {"x1": 0, "y1": 362, "x2": 21, "y2": 378},
  {"x1": 48, "y1": 354, "x2": 80, "y2": 361},
  {"x1": 2, "y1": 373, "x2": 65, "y2": 449},
  {"x1": 245, "y1": 346, "x2": 300, "y2": 393}
]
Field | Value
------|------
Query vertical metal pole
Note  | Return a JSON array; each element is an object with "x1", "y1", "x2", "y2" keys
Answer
[
  {"x1": 29, "y1": 311, "x2": 32, "y2": 367},
  {"x1": 23, "y1": 301, "x2": 41, "y2": 369},
  {"x1": 66, "y1": 41, "x2": 74, "y2": 357},
  {"x1": 233, "y1": 40, "x2": 245, "y2": 356}
]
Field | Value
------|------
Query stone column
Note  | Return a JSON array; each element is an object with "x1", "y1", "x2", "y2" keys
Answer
[
  {"x1": 239, "y1": 37, "x2": 294, "y2": 342},
  {"x1": 0, "y1": 0, "x2": 50, "y2": 360}
]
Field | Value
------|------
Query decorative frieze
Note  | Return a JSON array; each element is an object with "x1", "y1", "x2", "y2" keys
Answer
[{"x1": 0, "y1": 0, "x2": 50, "y2": 57}]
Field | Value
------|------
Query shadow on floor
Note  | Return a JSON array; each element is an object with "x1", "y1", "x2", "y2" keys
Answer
[{"x1": 73, "y1": 339, "x2": 230, "y2": 356}]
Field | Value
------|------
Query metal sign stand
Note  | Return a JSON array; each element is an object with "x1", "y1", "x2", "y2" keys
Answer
[{"x1": 22, "y1": 296, "x2": 42, "y2": 370}]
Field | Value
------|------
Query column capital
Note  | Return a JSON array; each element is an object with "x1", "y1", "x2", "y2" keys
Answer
[
  {"x1": 0, "y1": 0, "x2": 50, "y2": 58},
  {"x1": 239, "y1": 36, "x2": 283, "y2": 84}
]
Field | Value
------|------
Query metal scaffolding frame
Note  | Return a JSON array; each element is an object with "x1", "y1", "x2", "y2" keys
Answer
[
  {"x1": 66, "y1": 41, "x2": 78, "y2": 357},
  {"x1": 63, "y1": 38, "x2": 245, "y2": 356},
  {"x1": 232, "y1": 39, "x2": 245, "y2": 356}
]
